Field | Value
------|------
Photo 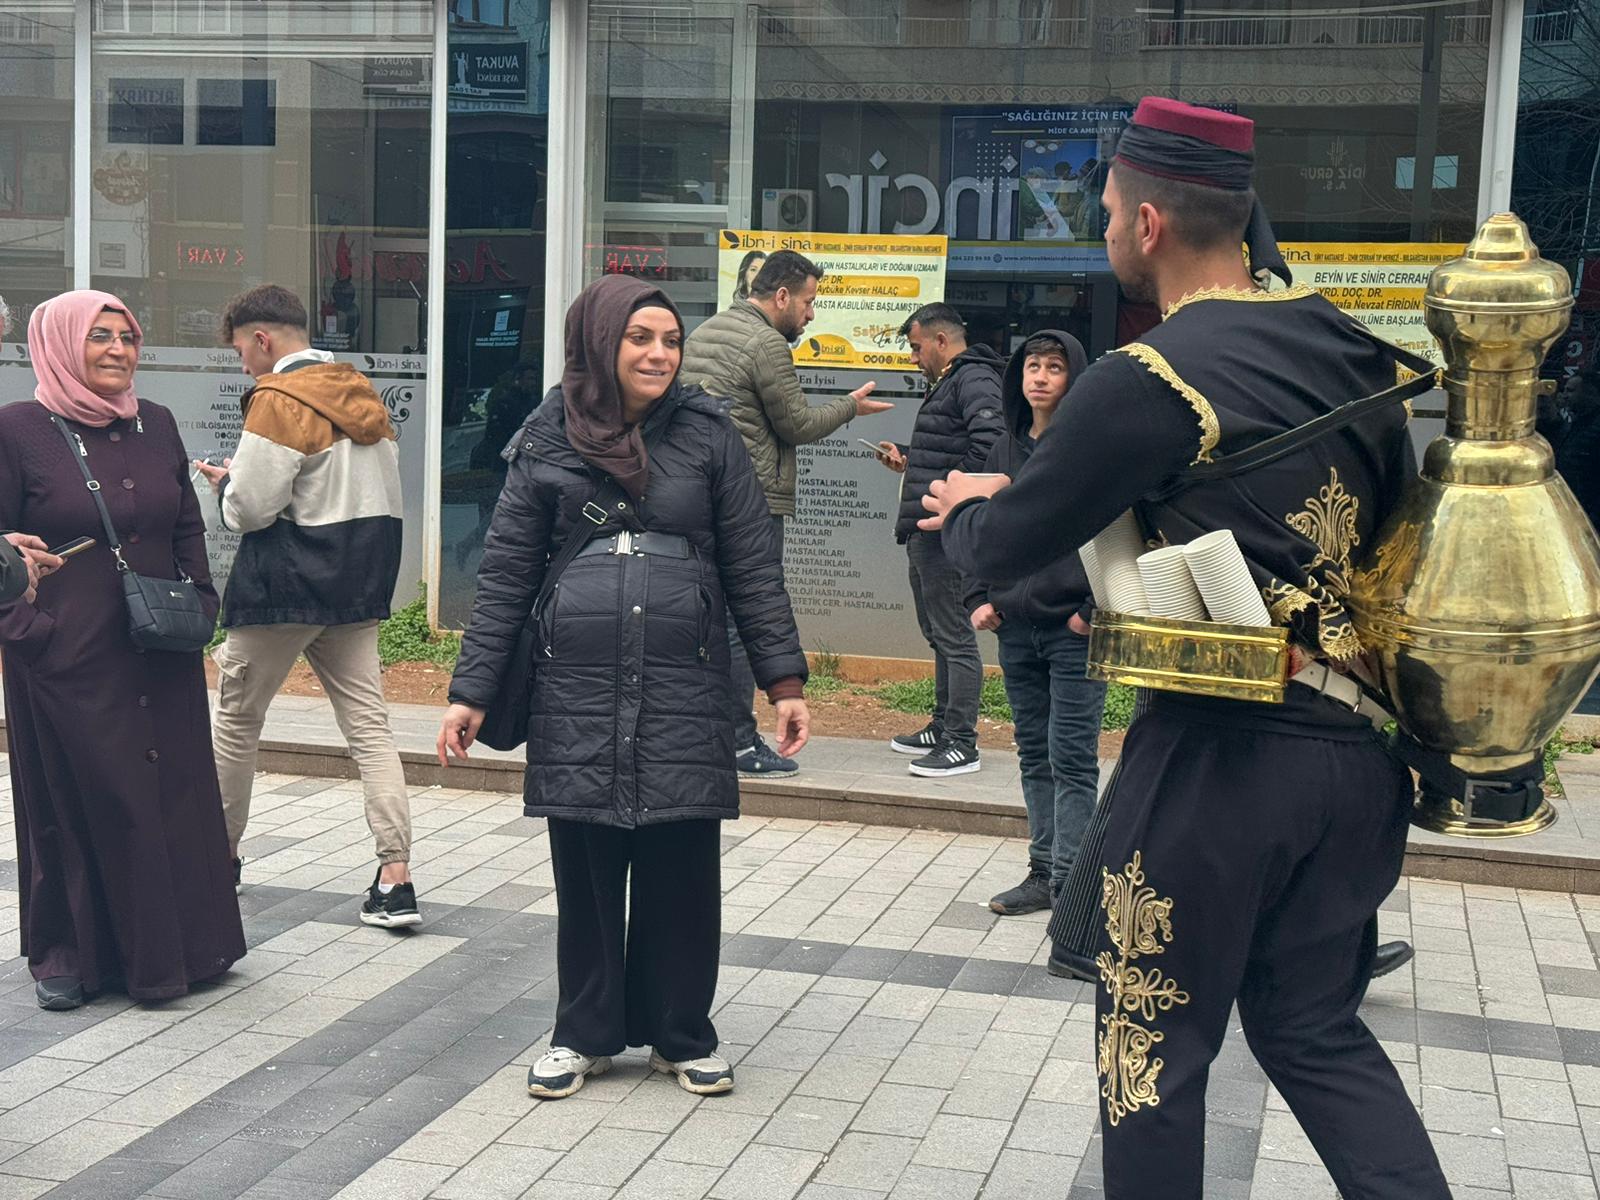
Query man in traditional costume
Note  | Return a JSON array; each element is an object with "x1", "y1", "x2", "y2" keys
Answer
[{"x1": 924, "y1": 98, "x2": 1450, "y2": 1199}]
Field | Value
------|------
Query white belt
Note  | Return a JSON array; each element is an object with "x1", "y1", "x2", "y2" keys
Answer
[{"x1": 1290, "y1": 661, "x2": 1391, "y2": 727}]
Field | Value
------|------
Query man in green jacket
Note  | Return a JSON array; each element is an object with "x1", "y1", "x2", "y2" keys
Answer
[{"x1": 684, "y1": 249, "x2": 892, "y2": 775}]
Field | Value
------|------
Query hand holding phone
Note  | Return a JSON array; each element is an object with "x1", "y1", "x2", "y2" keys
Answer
[
  {"x1": 48, "y1": 537, "x2": 96, "y2": 559},
  {"x1": 862, "y1": 439, "x2": 906, "y2": 473}
]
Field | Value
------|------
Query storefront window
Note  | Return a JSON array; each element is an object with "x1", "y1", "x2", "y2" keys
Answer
[
  {"x1": 581, "y1": 0, "x2": 1493, "y2": 659},
  {"x1": 88, "y1": 0, "x2": 434, "y2": 596},
  {"x1": 439, "y1": 0, "x2": 551, "y2": 625},
  {"x1": 0, "y1": 0, "x2": 74, "y2": 334}
]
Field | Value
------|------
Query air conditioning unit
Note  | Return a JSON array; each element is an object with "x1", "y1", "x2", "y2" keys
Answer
[{"x1": 762, "y1": 188, "x2": 814, "y2": 232}]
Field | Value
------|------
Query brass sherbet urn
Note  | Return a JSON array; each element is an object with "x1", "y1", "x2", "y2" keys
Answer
[{"x1": 1348, "y1": 213, "x2": 1600, "y2": 837}]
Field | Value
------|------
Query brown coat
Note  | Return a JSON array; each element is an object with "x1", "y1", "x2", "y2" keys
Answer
[{"x1": 0, "y1": 398, "x2": 244, "y2": 1000}]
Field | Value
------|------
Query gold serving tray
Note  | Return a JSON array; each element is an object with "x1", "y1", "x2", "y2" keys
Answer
[{"x1": 1087, "y1": 610, "x2": 1291, "y2": 703}]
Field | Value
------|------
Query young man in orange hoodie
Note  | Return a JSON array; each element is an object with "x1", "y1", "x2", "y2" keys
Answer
[{"x1": 197, "y1": 285, "x2": 417, "y2": 928}]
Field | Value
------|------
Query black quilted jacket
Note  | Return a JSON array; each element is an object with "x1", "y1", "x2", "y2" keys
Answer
[
  {"x1": 893, "y1": 344, "x2": 1007, "y2": 542},
  {"x1": 449, "y1": 384, "x2": 807, "y2": 827}
]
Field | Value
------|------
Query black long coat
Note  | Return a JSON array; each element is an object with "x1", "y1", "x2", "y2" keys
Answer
[
  {"x1": 0, "y1": 398, "x2": 244, "y2": 1001},
  {"x1": 450, "y1": 386, "x2": 807, "y2": 826}
]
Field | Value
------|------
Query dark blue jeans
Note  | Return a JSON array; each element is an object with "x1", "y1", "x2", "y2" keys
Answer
[{"x1": 997, "y1": 617, "x2": 1106, "y2": 889}]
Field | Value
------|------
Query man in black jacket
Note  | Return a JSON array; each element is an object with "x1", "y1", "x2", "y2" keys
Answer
[
  {"x1": 964, "y1": 331, "x2": 1105, "y2": 914},
  {"x1": 873, "y1": 303, "x2": 1004, "y2": 776}
]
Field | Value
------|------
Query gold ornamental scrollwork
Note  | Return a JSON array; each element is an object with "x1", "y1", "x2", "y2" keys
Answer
[
  {"x1": 1097, "y1": 852, "x2": 1190, "y2": 1126},
  {"x1": 1286, "y1": 465, "x2": 1361, "y2": 588}
]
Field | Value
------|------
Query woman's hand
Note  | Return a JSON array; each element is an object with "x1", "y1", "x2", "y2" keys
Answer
[
  {"x1": 5, "y1": 534, "x2": 63, "y2": 603},
  {"x1": 437, "y1": 703, "x2": 486, "y2": 765},
  {"x1": 774, "y1": 698, "x2": 810, "y2": 758}
]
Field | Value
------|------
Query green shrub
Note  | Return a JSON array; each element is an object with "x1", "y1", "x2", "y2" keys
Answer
[
  {"x1": 1101, "y1": 684, "x2": 1136, "y2": 731},
  {"x1": 874, "y1": 675, "x2": 1136, "y2": 732},
  {"x1": 1545, "y1": 732, "x2": 1596, "y2": 796},
  {"x1": 377, "y1": 588, "x2": 462, "y2": 667}
]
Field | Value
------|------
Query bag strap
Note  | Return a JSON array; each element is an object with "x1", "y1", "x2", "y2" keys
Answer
[
  {"x1": 530, "y1": 404, "x2": 671, "y2": 613},
  {"x1": 50, "y1": 413, "x2": 194, "y2": 583},
  {"x1": 1147, "y1": 331, "x2": 1439, "y2": 504},
  {"x1": 50, "y1": 414, "x2": 132, "y2": 573},
  {"x1": 532, "y1": 476, "x2": 634, "y2": 613}
]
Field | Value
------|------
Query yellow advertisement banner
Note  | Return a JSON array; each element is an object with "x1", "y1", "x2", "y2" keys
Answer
[
  {"x1": 718, "y1": 229, "x2": 948, "y2": 369},
  {"x1": 1279, "y1": 242, "x2": 1465, "y2": 365}
]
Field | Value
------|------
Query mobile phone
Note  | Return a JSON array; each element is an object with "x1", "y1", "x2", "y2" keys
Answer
[
  {"x1": 48, "y1": 536, "x2": 96, "y2": 559},
  {"x1": 858, "y1": 438, "x2": 892, "y2": 454}
]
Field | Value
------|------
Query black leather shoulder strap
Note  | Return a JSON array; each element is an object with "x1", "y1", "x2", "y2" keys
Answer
[{"x1": 1148, "y1": 326, "x2": 1439, "y2": 504}]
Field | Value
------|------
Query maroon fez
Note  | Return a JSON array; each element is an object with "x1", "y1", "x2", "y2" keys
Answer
[{"x1": 1112, "y1": 97, "x2": 1292, "y2": 285}]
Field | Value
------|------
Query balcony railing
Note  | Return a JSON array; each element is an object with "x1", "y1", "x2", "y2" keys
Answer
[
  {"x1": 1139, "y1": 6, "x2": 1490, "y2": 49},
  {"x1": 1524, "y1": 5, "x2": 1579, "y2": 42},
  {"x1": 757, "y1": 12, "x2": 1089, "y2": 49}
]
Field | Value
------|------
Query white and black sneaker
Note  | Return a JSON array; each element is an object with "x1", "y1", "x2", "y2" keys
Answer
[
  {"x1": 890, "y1": 722, "x2": 943, "y2": 755},
  {"x1": 650, "y1": 1050, "x2": 734, "y2": 1095},
  {"x1": 359, "y1": 870, "x2": 422, "y2": 929},
  {"x1": 528, "y1": 1047, "x2": 611, "y2": 1099},
  {"x1": 908, "y1": 739, "x2": 981, "y2": 778}
]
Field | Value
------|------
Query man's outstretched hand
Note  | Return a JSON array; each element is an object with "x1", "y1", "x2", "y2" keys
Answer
[{"x1": 918, "y1": 471, "x2": 1011, "y2": 532}]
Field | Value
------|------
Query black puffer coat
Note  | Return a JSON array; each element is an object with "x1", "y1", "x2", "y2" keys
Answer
[
  {"x1": 893, "y1": 343, "x2": 1006, "y2": 542},
  {"x1": 449, "y1": 384, "x2": 807, "y2": 826}
]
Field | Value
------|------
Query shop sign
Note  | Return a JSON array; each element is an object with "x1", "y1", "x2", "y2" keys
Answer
[
  {"x1": 1279, "y1": 242, "x2": 1464, "y2": 365},
  {"x1": 719, "y1": 229, "x2": 947, "y2": 370},
  {"x1": 316, "y1": 236, "x2": 523, "y2": 287},
  {"x1": 177, "y1": 242, "x2": 247, "y2": 270},
  {"x1": 449, "y1": 41, "x2": 528, "y2": 101},
  {"x1": 602, "y1": 243, "x2": 668, "y2": 278},
  {"x1": 92, "y1": 151, "x2": 148, "y2": 206},
  {"x1": 824, "y1": 105, "x2": 1142, "y2": 244},
  {"x1": 1298, "y1": 136, "x2": 1367, "y2": 193},
  {"x1": 364, "y1": 57, "x2": 431, "y2": 96}
]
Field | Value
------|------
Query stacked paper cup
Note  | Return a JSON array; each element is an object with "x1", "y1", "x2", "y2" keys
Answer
[
  {"x1": 1091, "y1": 510, "x2": 1150, "y2": 616},
  {"x1": 1136, "y1": 546, "x2": 1207, "y2": 620},
  {"x1": 1183, "y1": 529, "x2": 1273, "y2": 626},
  {"x1": 1079, "y1": 540, "x2": 1108, "y2": 609}
]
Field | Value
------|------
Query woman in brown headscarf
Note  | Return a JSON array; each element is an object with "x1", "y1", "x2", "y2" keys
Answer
[{"x1": 440, "y1": 275, "x2": 810, "y2": 1099}]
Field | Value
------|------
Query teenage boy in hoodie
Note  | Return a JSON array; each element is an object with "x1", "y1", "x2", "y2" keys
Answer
[
  {"x1": 963, "y1": 332, "x2": 1106, "y2": 914},
  {"x1": 874, "y1": 304, "x2": 1005, "y2": 777},
  {"x1": 195, "y1": 285, "x2": 417, "y2": 928}
]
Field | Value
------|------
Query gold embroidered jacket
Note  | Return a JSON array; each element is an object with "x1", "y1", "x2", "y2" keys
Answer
[{"x1": 943, "y1": 286, "x2": 1416, "y2": 713}]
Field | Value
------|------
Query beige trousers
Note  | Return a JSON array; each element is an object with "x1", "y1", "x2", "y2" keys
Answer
[{"x1": 212, "y1": 621, "x2": 410, "y2": 864}]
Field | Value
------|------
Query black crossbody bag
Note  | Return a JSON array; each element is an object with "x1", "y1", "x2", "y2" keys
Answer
[{"x1": 51, "y1": 415, "x2": 215, "y2": 654}]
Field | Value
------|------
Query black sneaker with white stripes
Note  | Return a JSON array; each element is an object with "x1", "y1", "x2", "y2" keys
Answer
[
  {"x1": 360, "y1": 869, "x2": 422, "y2": 929},
  {"x1": 907, "y1": 739, "x2": 981, "y2": 778},
  {"x1": 890, "y1": 722, "x2": 943, "y2": 755}
]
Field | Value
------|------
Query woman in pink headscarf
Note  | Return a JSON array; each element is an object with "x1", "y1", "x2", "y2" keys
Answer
[{"x1": 0, "y1": 290, "x2": 245, "y2": 1010}]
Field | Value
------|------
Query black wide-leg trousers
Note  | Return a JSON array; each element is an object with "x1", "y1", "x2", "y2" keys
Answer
[{"x1": 547, "y1": 816, "x2": 721, "y2": 1061}]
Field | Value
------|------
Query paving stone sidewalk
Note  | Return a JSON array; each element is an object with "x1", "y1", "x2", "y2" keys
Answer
[{"x1": 3, "y1": 761, "x2": 1600, "y2": 1199}]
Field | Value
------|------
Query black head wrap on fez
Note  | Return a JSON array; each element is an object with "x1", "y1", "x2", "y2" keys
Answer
[{"x1": 1113, "y1": 97, "x2": 1293, "y2": 288}]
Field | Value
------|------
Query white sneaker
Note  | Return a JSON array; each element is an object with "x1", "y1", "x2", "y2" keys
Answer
[
  {"x1": 527, "y1": 1047, "x2": 611, "y2": 1099},
  {"x1": 649, "y1": 1050, "x2": 734, "y2": 1095}
]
